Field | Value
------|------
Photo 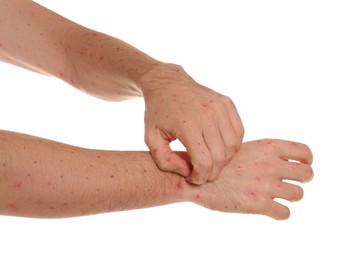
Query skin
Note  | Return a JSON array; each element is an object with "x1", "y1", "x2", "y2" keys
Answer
[
  {"x1": 0, "y1": 130, "x2": 313, "y2": 220},
  {"x1": 0, "y1": 0, "x2": 244, "y2": 184}
]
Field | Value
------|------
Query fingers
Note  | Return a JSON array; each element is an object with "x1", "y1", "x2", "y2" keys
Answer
[
  {"x1": 272, "y1": 181, "x2": 304, "y2": 202},
  {"x1": 280, "y1": 161, "x2": 314, "y2": 183},
  {"x1": 277, "y1": 140, "x2": 313, "y2": 164},
  {"x1": 181, "y1": 134, "x2": 213, "y2": 185},
  {"x1": 203, "y1": 98, "x2": 244, "y2": 182},
  {"x1": 264, "y1": 201, "x2": 291, "y2": 220},
  {"x1": 203, "y1": 128, "x2": 227, "y2": 182},
  {"x1": 145, "y1": 129, "x2": 191, "y2": 177},
  {"x1": 223, "y1": 96, "x2": 245, "y2": 144}
]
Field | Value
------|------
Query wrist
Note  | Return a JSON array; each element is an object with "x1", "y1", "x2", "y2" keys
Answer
[{"x1": 138, "y1": 63, "x2": 189, "y2": 98}]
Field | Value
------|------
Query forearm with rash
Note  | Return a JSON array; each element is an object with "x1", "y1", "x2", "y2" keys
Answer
[{"x1": 0, "y1": 130, "x2": 188, "y2": 218}]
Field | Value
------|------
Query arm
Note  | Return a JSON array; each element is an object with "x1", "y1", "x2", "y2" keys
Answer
[
  {"x1": 0, "y1": 130, "x2": 187, "y2": 218},
  {"x1": 0, "y1": 0, "x2": 159, "y2": 100},
  {"x1": 0, "y1": 130, "x2": 313, "y2": 219},
  {"x1": 0, "y1": 0, "x2": 244, "y2": 183}
]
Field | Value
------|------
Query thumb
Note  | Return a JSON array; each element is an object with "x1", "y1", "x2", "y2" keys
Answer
[{"x1": 145, "y1": 130, "x2": 191, "y2": 177}]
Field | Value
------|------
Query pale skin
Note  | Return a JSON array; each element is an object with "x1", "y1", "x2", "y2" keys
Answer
[
  {"x1": 0, "y1": 0, "x2": 314, "y2": 219},
  {"x1": 0, "y1": 130, "x2": 313, "y2": 220},
  {"x1": 0, "y1": 0, "x2": 244, "y2": 184}
]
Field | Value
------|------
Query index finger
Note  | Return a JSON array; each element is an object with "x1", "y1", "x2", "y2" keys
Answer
[{"x1": 178, "y1": 132, "x2": 213, "y2": 185}]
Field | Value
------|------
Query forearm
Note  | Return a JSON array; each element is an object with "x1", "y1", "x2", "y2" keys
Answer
[
  {"x1": 0, "y1": 0, "x2": 166, "y2": 100},
  {"x1": 0, "y1": 130, "x2": 190, "y2": 218}
]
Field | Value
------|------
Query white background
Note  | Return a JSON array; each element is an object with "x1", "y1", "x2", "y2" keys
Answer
[{"x1": 1, "y1": 0, "x2": 341, "y2": 259}]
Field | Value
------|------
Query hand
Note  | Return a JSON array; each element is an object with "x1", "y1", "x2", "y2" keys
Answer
[
  {"x1": 191, "y1": 139, "x2": 314, "y2": 220},
  {"x1": 142, "y1": 64, "x2": 244, "y2": 184}
]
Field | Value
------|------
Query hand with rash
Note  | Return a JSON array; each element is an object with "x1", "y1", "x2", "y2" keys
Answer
[
  {"x1": 143, "y1": 64, "x2": 244, "y2": 185},
  {"x1": 190, "y1": 139, "x2": 314, "y2": 219}
]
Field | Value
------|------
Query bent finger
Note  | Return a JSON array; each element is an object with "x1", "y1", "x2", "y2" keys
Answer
[
  {"x1": 145, "y1": 129, "x2": 190, "y2": 177},
  {"x1": 179, "y1": 132, "x2": 213, "y2": 185}
]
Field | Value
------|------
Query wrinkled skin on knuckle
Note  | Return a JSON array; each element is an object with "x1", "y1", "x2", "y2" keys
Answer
[
  {"x1": 192, "y1": 162, "x2": 212, "y2": 183},
  {"x1": 213, "y1": 154, "x2": 229, "y2": 167},
  {"x1": 228, "y1": 139, "x2": 240, "y2": 152}
]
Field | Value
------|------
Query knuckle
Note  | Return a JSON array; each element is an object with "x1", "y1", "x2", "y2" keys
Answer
[
  {"x1": 157, "y1": 160, "x2": 170, "y2": 170},
  {"x1": 226, "y1": 138, "x2": 240, "y2": 150},
  {"x1": 213, "y1": 153, "x2": 229, "y2": 166},
  {"x1": 238, "y1": 126, "x2": 245, "y2": 139},
  {"x1": 194, "y1": 162, "x2": 212, "y2": 175},
  {"x1": 258, "y1": 161, "x2": 277, "y2": 175},
  {"x1": 261, "y1": 139, "x2": 278, "y2": 153}
]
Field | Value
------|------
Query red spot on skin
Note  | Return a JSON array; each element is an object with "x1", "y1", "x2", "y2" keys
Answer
[
  {"x1": 99, "y1": 56, "x2": 104, "y2": 61},
  {"x1": 97, "y1": 155, "x2": 101, "y2": 159},
  {"x1": 152, "y1": 148, "x2": 158, "y2": 154},
  {"x1": 166, "y1": 157, "x2": 171, "y2": 162},
  {"x1": 183, "y1": 120, "x2": 186, "y2": 123},
  {"x1": 60, "y1": 175, "x2": 64, "y2": 179},
  {"x1": 27, "y1": 23, "x2": 31, "y2": 26},
  {"x1": 59, "y1": 72, "x2": 65, "y2": 78},
  {"x1": 9, "y1": 203, "x2": 16, "y2": 210},
  {"x1": 237, "y1": 165, "x2": 242, "y2": 169},
  {"x1": 0, "y1": 43, "x2": 3, "y2": 48},
  {"x1": 63, "y1": 203, "x2": 68, "y2": 207},
  {"x1": 27, "y1": 174, "x2": 31, "y2": 177},
  {"x1": 201, "y1": 103, "x2": 208, "y2": 108},
  {"x1": 176, "y1": 181, "x2": 182, "y2": 190},
  {"x1": 255, "y1": 176, "x2": 260, "y2": 181},
  {"x1": 49, "y1": 206, "x2": 54, "y2": 210},
  {"x1": 34, "y1": 161, "x2": 37, "y2": 164},
  {"x1": 40, "y1": 32, "x2": 43, "y2": 36},
  {"x1": 15, "y1": 182, "x2": 23, "y2": 190},
  {"x1": 196, "y1": 194, "x2": 200, "y2": 199},
  {"x1": 59, "y1": 18, "x2": 65, "y2": 23},
  {"x1": 70, "y1": 78, "x2": 75, "y2": 84},
  {"x1": 2, "y1": 163, "x2": 5, "y2": 167},
  {"x1": 110, "y1": 175, "x2": 114, "y2": 178}
]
